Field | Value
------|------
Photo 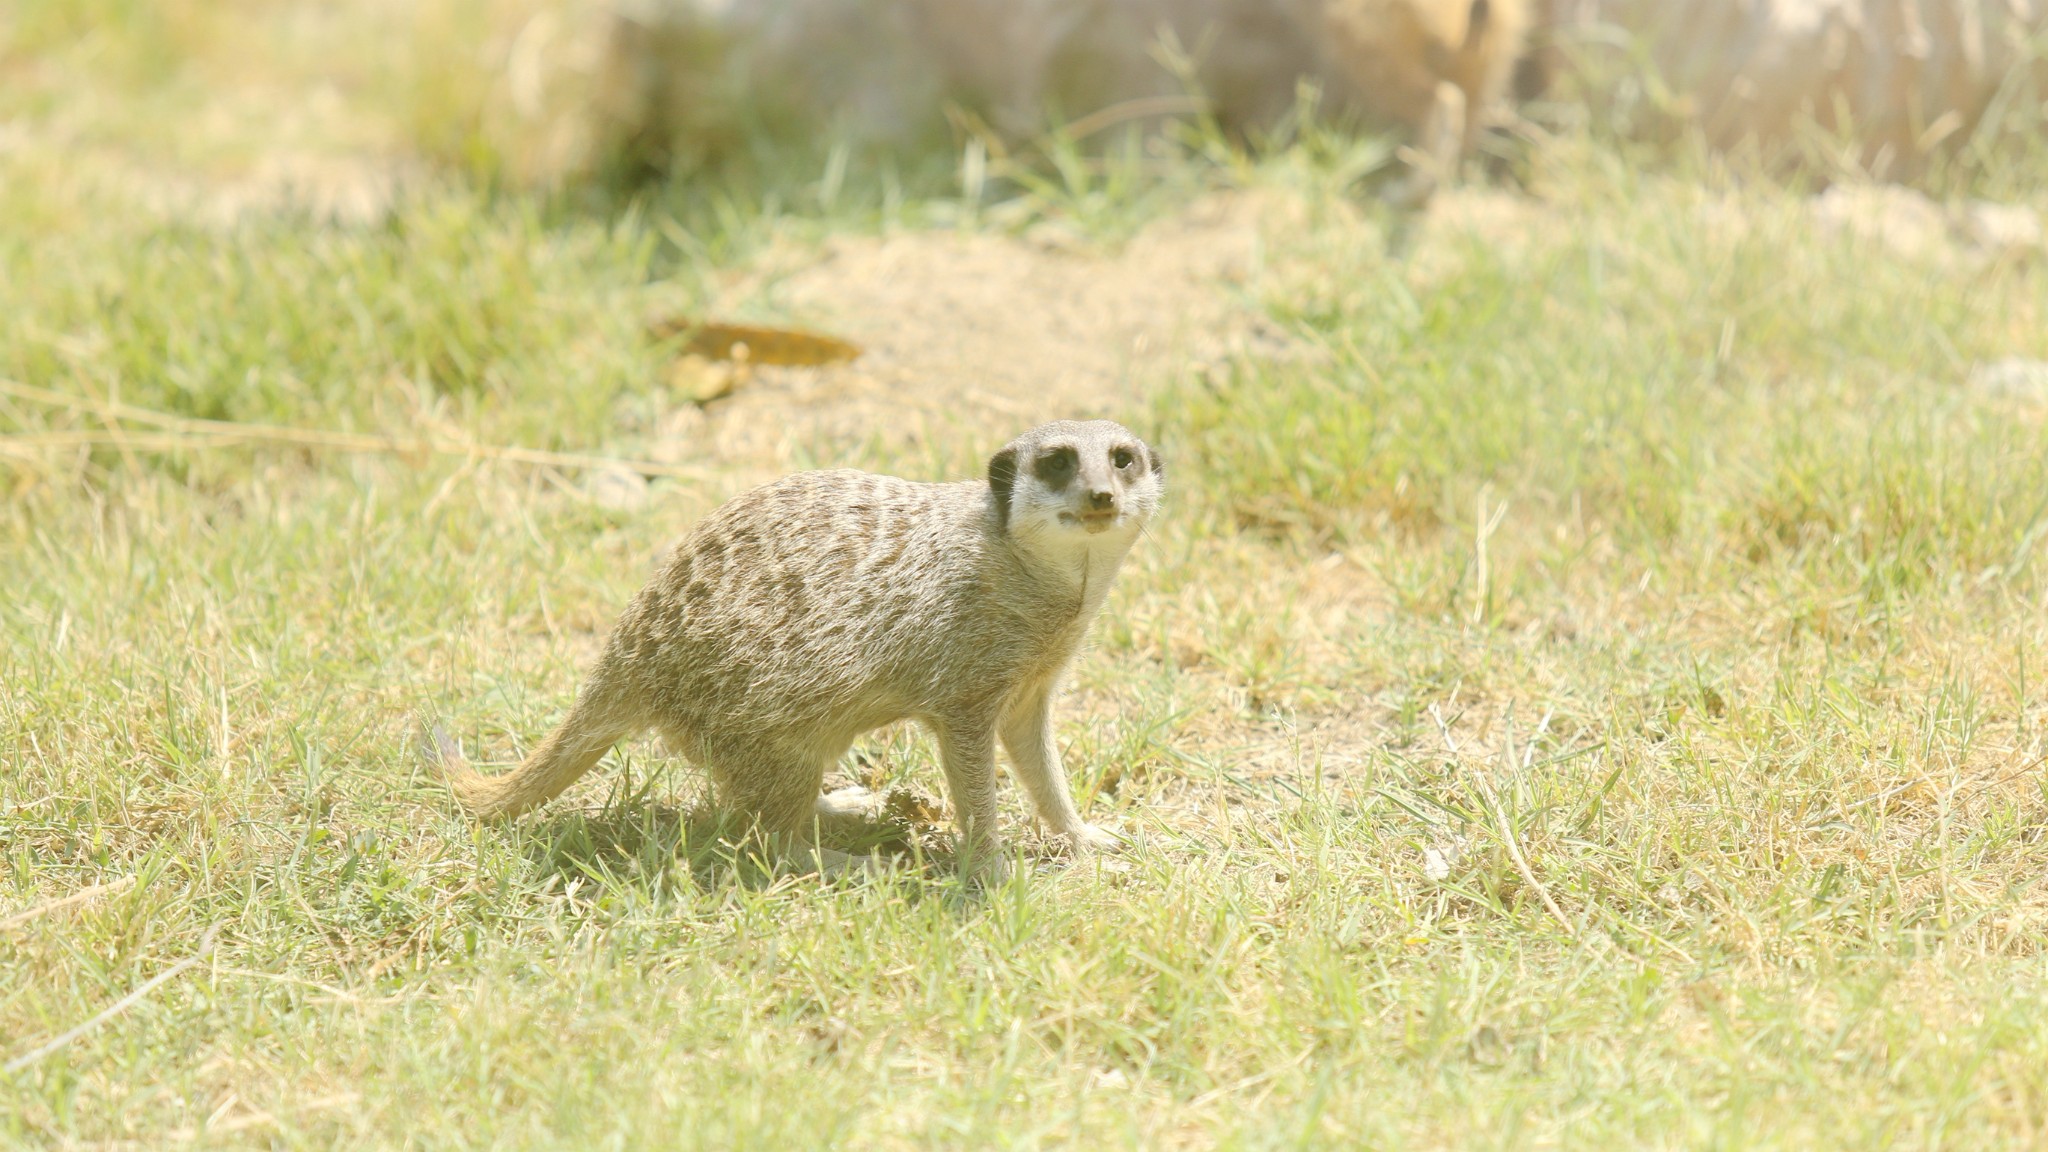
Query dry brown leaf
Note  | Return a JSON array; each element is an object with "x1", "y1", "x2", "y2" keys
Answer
[{"x1": 650, "y1": 318, "x2": 862, "y2": 366}]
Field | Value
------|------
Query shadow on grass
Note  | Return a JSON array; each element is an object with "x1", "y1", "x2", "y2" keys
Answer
[{"x1": 520, "y1": 791, "x2": 960, "y2": 898}]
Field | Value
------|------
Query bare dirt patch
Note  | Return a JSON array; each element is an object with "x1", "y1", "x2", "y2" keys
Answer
[{"x1": 675, "y1": 190, "x2": 1314, "y2": 466}]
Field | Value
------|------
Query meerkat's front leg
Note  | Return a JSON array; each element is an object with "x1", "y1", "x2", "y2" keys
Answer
[
  {"x1": 933, "y1": 720, "x2": 1011, "y2": 883},
  {"x1": 1000, "y1": 680, "x2": 1121, "y2": 853},
  {"x1": 1385, "y1": 80, "x2": 1468, "y2": 210}
]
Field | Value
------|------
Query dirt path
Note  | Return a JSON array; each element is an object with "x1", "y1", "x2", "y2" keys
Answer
[{"x1": 684, "y1": 191, "x2": 1310, "y2": 465}]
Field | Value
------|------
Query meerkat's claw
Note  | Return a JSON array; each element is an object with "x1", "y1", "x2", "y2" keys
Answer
[{"x1": 1065, "y1": 823, "x2": 1124, "y2": 853}]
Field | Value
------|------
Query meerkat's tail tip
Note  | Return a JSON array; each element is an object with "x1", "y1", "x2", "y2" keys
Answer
[
  {"x1": 417, "y1": 715, "x2": 522, "y2": 822},
  {"x1": 417, "y1": 717, "x2": 459, "y2": 769},
  {"x1": 417, "y1": 702, "x2": 631, "y2": 823}
]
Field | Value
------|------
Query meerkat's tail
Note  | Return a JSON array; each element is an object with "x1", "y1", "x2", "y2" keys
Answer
[{"x1": 423, "y1": 688, "x2": 640, "y2": 822}]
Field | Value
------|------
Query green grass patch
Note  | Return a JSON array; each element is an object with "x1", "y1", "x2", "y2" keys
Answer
[{"x1": 6, "y1": 7, "x2": 2048, "y2": 1146}]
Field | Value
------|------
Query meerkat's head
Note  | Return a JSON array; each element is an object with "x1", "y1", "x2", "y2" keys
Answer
[{"x1": 987, "y1": 420, "x2": 1164, "y2": 555}]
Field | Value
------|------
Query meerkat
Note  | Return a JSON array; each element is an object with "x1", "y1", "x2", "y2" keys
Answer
[
  {"x1": 595, "y1": 1, "x2": 1534, "y2": 203},
  {"x1": 432, "y1": 420, "x2": 1163, "y2": 880},
  {"x1": 1321, "y1": 0, "x2": 1531, "y2": 206}
]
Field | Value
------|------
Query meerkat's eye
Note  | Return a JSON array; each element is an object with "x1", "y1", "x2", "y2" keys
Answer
[
  {"x1": 1034, "y1": 447, "x2": 1078, "y2": 485},
  {"x1": 1112, "y1": 448, "x2": 1135, "y2": 470}
]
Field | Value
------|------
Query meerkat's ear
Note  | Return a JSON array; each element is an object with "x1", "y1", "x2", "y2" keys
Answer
[
  {"x1": 1147, "y1": 443, "x2": 1166, "y2": 480},
  {"x1": 988, "y1": 445, "x2": 1020, "y2": 526}
]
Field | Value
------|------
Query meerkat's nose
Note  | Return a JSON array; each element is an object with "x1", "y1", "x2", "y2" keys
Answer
[{"x1": 1087, "y1": 489, "x2": 1115, "y2": 511}]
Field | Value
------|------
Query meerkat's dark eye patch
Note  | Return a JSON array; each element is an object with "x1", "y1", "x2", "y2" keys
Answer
[
  {"x1": 1034, "y1": 446, "x2": 1078, "y2": 488},
  {"x1": 1112, "y1": 447, "x2": 1135, "y2": 470}
]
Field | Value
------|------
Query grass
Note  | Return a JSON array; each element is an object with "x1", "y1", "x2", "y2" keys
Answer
[{"x1": 6, "y1": 3, "x2": 2048, "y2": 1148}]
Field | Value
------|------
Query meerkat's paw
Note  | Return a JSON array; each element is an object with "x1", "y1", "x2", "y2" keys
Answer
[
  {"x1": 955, "y1": 845, "x2": 1011, "y2": 887},
  {"x1": 814, "y1": 784, "x2": 882, "y2": 819},
  {"x1": 1064, "y1": 823, "x2": 1124, "y2": 853}
]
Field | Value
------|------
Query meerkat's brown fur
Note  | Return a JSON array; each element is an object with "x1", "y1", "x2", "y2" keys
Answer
[
  {"x1": 592, "y1": 1, "x2": 1531, "y2": 206},
  {"x1": 434, "y1": 420, "x2": 1163, "y2": 879},
  {"x1": 1321, "y1": 0, "x2": 1530, "y2": 204}
]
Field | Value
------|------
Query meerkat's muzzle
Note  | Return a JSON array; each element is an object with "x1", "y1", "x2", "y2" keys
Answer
[
  {"x1": 1061, "y1": 510, "x2": 1117, "y2": 532},
  {"x1": 1068, "y1": 490, "x2": 1120, "y2": 533}
]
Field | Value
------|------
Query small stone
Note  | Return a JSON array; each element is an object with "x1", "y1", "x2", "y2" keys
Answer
[
  {"x1": 1024, "y1": 219, "x2": 1087, "y2": 253},
  {"x1": 1969, "y1": 358, "x2": 2048, "y2": 402},
  {"x1": 1958, "y1": 201, "x2": 2044, "y2": 257},
  {"x1": 583, "y1": 465, "x2": 650, "y2": 512},
  {"x1": 1422, "y1": 835, "x2": 1466, "y2": 882},
  {"x1": 1811, "y1": 185, "x2": 1948, "y2": 261}
]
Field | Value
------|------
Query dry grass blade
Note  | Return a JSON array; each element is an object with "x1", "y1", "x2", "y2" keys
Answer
[
  {"x1": 0, "y1": 379, "x2": 709, "y2": 480},
  {"x1": 4, "y1": 925, "x2": 221, "y2": 1075},
  {"x1": 0, "y1": 876, "x2": 139, "y2": 933},
  {"x1": 1058, "y1": 94, "x2": 1213, "y2": 143}
]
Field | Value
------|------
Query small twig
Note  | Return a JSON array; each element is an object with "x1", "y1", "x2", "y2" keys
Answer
[
  {"x1": 1185, "y1": 1045, "x2": 1313, "y2": 1109},
  {"x1": 1429, "y1": 704, "x2": 1461, "y2": 755},
  {"x1": 1432, "y1": 705, "x2": 1576, "y2": 938},
  {"x1": 0, "y1": 875, "x2": 138, "y2": 933},
  {"x1": 1826, "y1": 750, "x2": 2048, "y2": 822},
  {"x1": 1960, "y1": 751, "x2": 2048, "y2": 802},
  {"x1": 1838, "y1": 773, "x2": 1939, "y2": 815},
  {"x1": 83, "y1": 383, "x2": 145, "y2": 479},
  {"x1": 4, "y1": 924, "x2": 221, "y2": 1075},
  {"x1": 1471, "y1": 489, "x2": 1509, "y2": 627},
  {"x1": 1475, "y1": 744, "x2": 1577, "y2": 939},
  {"x1": 1057, "y1": 94, "x2": 1212, "y2": 143},
  {"x1": 1522, "y1": 709, "x2": 1556, "y2": 770},
  {"x1": 0, "y1": 378, "x2": 708, "y2": 480}
]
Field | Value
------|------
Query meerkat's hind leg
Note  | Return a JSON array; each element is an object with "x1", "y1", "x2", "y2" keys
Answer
[
  {"x1": 707, "y1": 739, "x2": 885, "y2": 880},
  {"x1": 998, "y1": 684, "x2": 1121, "y2": 854}
]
